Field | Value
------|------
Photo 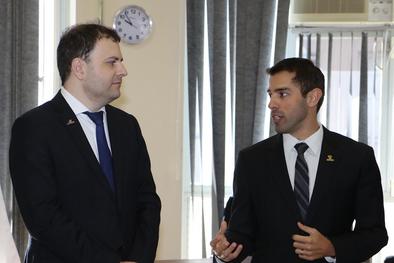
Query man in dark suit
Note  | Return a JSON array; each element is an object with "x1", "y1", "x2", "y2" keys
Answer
[
  {"x1": 210, "y1": 58, "x2": 388, "y2": 262},
  {"x1": 9, "y1": 24, "x2": 161, "y2": 263}
]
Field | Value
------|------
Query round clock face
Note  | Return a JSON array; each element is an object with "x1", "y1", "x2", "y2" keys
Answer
[{"x1": 113, "y1": 5, "x2": 152, "y2": 44}]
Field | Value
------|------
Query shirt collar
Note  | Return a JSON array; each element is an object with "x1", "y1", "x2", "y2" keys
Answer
[
  {"x1": 61, "y1": 87, "x2": 106, "y2": 115},
  {"x1": 283, "y1": 124, "x2": 323, "y2": 156}
]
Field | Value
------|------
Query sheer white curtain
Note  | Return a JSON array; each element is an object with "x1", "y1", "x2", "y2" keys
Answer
[{"x1": 0, "y1": 188, "x2": 20, "y2": 263}]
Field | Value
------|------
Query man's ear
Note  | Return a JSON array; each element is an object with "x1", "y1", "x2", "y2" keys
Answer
[
  {"x1": 70, "y1": 58, "x2": 86, "y2": 80},
  {"x1": 306, "y1": 88, "x2": 323, "y2": 108}
]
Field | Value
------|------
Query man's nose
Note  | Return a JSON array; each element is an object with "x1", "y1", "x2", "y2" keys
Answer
[
  {"x1": 118, "y1": 63, "x2": 128, "y2": 77},
  {"x1": 268, "y1": 97, "x2": 276, "y2": 110}
]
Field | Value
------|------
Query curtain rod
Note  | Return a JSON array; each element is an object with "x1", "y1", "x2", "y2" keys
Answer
[{"x1": 289, "y1": 23, "x2": 394, "y2": 33}]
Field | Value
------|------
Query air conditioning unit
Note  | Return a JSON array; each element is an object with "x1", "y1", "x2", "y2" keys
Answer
[{"x1": 289, "y1": 0, "x2": 393, "y2": 24}]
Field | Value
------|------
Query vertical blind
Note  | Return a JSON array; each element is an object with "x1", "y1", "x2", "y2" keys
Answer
[
  {"x1": 186, "y1": 0, "x2": 290, "y2": 258},
  {"x1": 292, "y1": 26, "x2": 394, "y2": 262},
  {"x1": 294, "y1": 28, "x2": 390, "y2": 157}
]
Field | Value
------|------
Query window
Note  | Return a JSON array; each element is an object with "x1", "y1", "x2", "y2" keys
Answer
[
  {"x1": 183, "y1": 0, "x2": 280, "y2": 257},
  {"x1": 38, "y1": 0, "x2": 75, "y2": 105},
  {"x1": 287, "y1": 26, "x2": 394, "y2": 262}
]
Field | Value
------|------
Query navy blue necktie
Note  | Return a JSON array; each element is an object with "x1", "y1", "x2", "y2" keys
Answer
[
  {"x1": 294, "y1": 142, "x2": 309, "y2": 221},
  {"x1": 84, "y1": 111, "x2": 115, "y2": 191}
]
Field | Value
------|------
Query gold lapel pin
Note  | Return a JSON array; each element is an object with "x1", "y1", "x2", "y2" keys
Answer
[
  {"x1": 326, "y1": 155, "x2": 335, "y2": 162},
  {"x1": 66, "y1": 119, "x2": 75, "y2": 125}
]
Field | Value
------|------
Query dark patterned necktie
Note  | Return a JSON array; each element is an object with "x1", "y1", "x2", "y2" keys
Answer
[
  {"x1": 84, "y1": 111, "x2": 115, "y2": 191},
  {"x1": 294, "y1": 142, "x2": 309, "y2": 220}
]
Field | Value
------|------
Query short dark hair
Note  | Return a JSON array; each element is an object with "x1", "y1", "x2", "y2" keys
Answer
[
  {"x1": 266, "y1": 57, "x2": 325, "y2": 112},
  {"x1": 57, "y1": 23, "x2": 121, "y2": 85}
]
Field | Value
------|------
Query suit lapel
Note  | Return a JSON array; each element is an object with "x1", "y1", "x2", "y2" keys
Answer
[
  {"x1": 270, "y1": 135, "x2": 300, "y2": 222},
  {"x1": 51, "y1": 92, "x2": 115, "y2": 197},
  {"x1": 307, "y1": 128, "x2": 340, "y2": 223}
]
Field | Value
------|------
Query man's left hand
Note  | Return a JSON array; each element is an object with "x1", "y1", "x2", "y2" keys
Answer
[{"x1": 292, "y1": 222, "x2": 336, "y2": 261}]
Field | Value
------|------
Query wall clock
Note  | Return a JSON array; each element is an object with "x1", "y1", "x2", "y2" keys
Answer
[{"x1": 113, "y1": 5, "x2": 153, "y2": 44}]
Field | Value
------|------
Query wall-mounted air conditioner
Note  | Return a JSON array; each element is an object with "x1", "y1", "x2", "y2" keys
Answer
[{"x1": 289, "y1": 0, "x2": 393, "y2": 24}]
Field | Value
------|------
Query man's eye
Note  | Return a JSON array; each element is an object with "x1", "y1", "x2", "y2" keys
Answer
[{"x1": 279, "y1": 92, "x2": 288, "y2": 97}]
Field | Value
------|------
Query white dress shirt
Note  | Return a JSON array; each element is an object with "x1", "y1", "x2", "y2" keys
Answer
[
  {"x1": 282, "y1": 124, "x2": 323, "y2": 200},
  {"x1": 283, "y1": 125, "x2": 335, "y2": 263},
  {"x1": 61, "y1": 88, "x2": 112, "y2": 162}
]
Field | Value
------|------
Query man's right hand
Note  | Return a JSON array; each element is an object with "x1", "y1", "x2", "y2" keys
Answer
[{"x1": 210, "y1": 220, "x2": 243, "y2": 262}]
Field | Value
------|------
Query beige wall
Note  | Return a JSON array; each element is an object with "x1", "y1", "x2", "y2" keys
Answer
[{"x1": 76, "y1": 0, "x2": 185, "y2": 260}]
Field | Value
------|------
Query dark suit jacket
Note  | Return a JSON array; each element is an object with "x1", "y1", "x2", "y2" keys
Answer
[
  {"x1": 9, "y1": 92, "x2": 161, "y2": 263},
  {"x1": 226, "y1": 127, "x2": 387, "y2": 263}
]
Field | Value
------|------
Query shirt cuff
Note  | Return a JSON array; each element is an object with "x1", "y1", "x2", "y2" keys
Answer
[
  {"x1": 214, "y1": 256, "x2": 225, "y2": 263},
  {"x1": 325, "y1": 256, "x2": 336, "y2": 262}
]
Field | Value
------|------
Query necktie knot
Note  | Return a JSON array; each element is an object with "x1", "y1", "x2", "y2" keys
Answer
[
  {"x1": 84, "y1": 111, "x2": 104, "y2": 126},
  {"x1": 295, "y1": 142, "x2": 308, "y2": 155}
]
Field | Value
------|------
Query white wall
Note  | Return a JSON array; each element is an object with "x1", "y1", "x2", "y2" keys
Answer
[{"x1": 76, "y1": 0, "x2": 185, "y2": 259}]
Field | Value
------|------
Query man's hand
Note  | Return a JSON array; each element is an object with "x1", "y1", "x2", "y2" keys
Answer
[
  {"x1": 210, "y1": 220, "x2": 243, "y2": 262},
  {"x1": 292, "y1": 222, "x2": 336, "y2": 261}
]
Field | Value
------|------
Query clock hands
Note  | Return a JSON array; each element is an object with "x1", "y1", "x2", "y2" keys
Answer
[
  {"x1": 124, "y1": 12, "x2": 138, "y2": 29},
  {"x1": 124, "y1": 19, "x2": 134, "y2": 27}
]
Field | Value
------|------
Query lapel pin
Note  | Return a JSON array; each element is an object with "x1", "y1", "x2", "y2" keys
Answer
[
  {"x1": 326, "y1": 155, "x2": 335, "y2": 162},
  {"x1": 66, "y1": 119, "x2": 75, "y2": 125}
]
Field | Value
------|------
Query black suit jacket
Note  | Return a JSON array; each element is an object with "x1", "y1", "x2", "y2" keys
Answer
[
  {"x1": 226, "y1": 128, "x2": 387, "y2": 263},
  {"x1": 9, "y1": 92, "x2": 161, "y2": 263}
]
